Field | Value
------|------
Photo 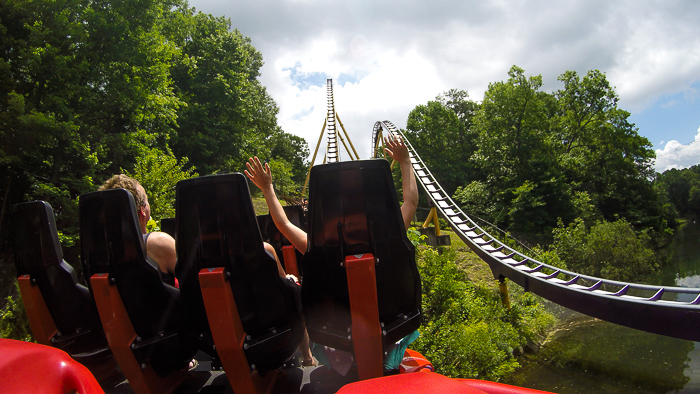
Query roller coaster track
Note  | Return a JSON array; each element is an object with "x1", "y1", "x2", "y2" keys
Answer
[
  {"x1": 371, "y1": 120, "x2": 700, "y2": 343},
  {"x1": 325, "y1": 79, "x2": 340, "y2": 163}
]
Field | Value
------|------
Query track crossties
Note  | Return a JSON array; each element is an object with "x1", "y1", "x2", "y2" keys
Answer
[{"x1": 370, "y1": 120, "x2": 700, "y2": 343}]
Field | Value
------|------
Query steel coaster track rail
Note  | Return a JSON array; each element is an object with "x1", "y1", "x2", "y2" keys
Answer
[
  {"x1": 371, "y1": 120, "x2": 700, "y2": 342},
  {"x1": 326, "y1": 79, "x2": 340, "y2": 163}
]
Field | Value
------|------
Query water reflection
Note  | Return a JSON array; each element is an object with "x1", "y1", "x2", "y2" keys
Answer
[
  {"x1": 677, "y1": 275, "x2": 700, "y2": 289},
  {"x1": 508, "y1": 222, "x2": 700, "y2": 393},
  {"x1": 507, "y1": 317, "x2": 693, "y2": 393},
  {"x1": 656, "y1": 222, "x2": 700, "y2": 287}
]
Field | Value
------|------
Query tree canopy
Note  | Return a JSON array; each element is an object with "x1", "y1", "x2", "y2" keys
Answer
[
  {"x1": 0, "y1": 0, "x2": 308, "y2": 277},
  {"x1": 166, "y1": 9, "x2": 283, "y2": 174},
  {"x1": 405, "y1": 89, "x2": 479, "y2": 196},
  {"x1": 654, "y1": 165, "x2": 700, "y2": 221},
  {"x1": 406, "y1": 66, "x2": 665, "y2": 241}
]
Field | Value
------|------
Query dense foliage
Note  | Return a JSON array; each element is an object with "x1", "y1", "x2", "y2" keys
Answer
[
  {"x1": 405, "y1": 89, "x2": 479, "y2": 196},
  {"x1": 654, "y1": 165, "x2": 700, "y2": 221},
  {"x1": 123, "y1": 147, "x2": 198, "y2": 229},
  {"x1": 548, "y1": 218, "x2": 658, "y2": 282},
  {"x1": 0, "y1": 0, "x2": 308, "y2": 301},
  {"x1": 406, "y1": 66, "x2": 674, "y2": 283},
  {"x1": 410, "y1": 238, "x2": 553, "y2": 380},
  {"x1": 0, "y1": 283, "x2": 31, "y2": 342},
  {"x1": 408, "y1": 66, "x2": 666, "y2": 240}
]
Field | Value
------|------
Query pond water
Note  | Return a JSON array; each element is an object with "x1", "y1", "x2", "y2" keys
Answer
[{"x1": 506, "y1": 222, "x2": 700, "y2": 393}]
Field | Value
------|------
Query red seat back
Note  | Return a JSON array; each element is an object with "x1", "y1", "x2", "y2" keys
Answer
[{"x1": 0, "y1": 338, "x2": 105, "y2": 394}]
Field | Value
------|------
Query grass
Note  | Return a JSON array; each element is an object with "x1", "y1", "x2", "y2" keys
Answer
[
  {"x1": 411, "y1": 224, "x2": 500, "y2": 290},
  {"x1": 252, "y1": 196, "x2": 270, "y2": 215},
  {"x1": 251, "y1": 195, "x2": 297, "y2": 216},
  {"x1": 446, "y1": 231, "x2": 500, "y2": 290}
]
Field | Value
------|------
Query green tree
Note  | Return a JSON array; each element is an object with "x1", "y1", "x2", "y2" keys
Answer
[
  {"x1": 267, "y1": 131, "x2": 310, "y2": 186},
  {"x1": 430, "y1": 67, "x2": 664, "y2": 239},
  {"x1": 0, "y1": 0, "x2": 186, "y2": 257},
  {"x1": 655, "y1": 165, "x2": 700, "y2": 220},
  {"x1": 123, "y1": 147, "x2": 198, "y2": 227},
  {"x1": 550, "y1": 218, "x2": 657, "y2": 281},
  {"x1": 656, "y1": 168, "x2": 693, "y2": 217},
  {"x1": 471, "y1": 66, "x2": 569, "y2": 233},
  {"x1": 554, "y1": 70, "x2": 619, "y2": 160},
  {"x1": 0, "y1": 284, "x2": 33, "y2": 341},
  {"x1": 453, "y1": 181, "x2": 497, "y2": 220},
  {"x1": 405, "y1": 89, "x2": 479, "y2": 195},
  {"x1": 267, "y1": 158, "x2": 297, "y2": 198},
  {"x1": 166, "y1": 10, "x2": 280, "y2": 174},
  {"x1": 689, "y1": 185, "x2": 700, "y2": 219},
  {"x1": 473, "y1": 66, "x2": 554, "y2": 187},
  {"x1": 554, "y1": 70, "x2": 659, "y2": 231},
  {"x1": 0, "y1": 0, "x2": 295, "y2": 309}
]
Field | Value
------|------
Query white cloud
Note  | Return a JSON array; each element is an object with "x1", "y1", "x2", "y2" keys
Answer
[
  {"x1": 189, "y1": 0, "x2": 700, "y2": 168},
  {"x1": 267, "y1": 46, "x2": 445, "y2": 162},
  {"x1": 654, "y1": 126, "x2": 700, "y2": 172}
]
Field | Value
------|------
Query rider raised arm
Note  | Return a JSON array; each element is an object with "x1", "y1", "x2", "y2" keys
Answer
[{"x1": 245, "y1": 134, "x2": 418, "y2": 253}]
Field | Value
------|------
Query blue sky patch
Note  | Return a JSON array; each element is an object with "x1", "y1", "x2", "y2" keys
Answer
[
  {"x1": 291, "y1": 106, "x2": 315, "y2": 121},
  {"x1": 630, "y1": 81, "x2": 700, "y2": 149},
  {"x1": 337, "y1": 72, "x2": 362, "y2": 86},
  {"x1": 285, "y1": 65, "x2": 328, "y2": 90}
]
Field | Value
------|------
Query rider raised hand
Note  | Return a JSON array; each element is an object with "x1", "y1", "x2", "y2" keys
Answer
[
  {"x1": 246, "y1": 157, "x2": 308, "y2": 253},
  {"x1": 384, "y1": 135, "x2": 418, "y2": 230}
]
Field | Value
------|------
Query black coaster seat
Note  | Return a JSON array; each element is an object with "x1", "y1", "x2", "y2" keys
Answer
[
  {"x1": 175, "y1": 173, "x2": 304, "y2": 373},
  {"x1": 79, "y1": 189, "x2": 196, "y2": 377},
  {"x1": 160, "y1": 217, "x2": 176, "y2": 239},
  {"x1": 11, "y1": 201, "x2": 112, "y2": 365},
  {"x1": 302, "y1": 159, "x2": 422, "y2": 354}
]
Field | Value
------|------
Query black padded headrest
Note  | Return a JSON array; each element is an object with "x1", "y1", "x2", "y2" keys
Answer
[
  {"x1": 12, "y1": 201, "x2": 102, "y2": 340},
  {"x1": 12, "y1": 201, "x2": 63, "y2": 274},
  {"x1": 160, "y1": 218, "x2": 176, "y2": 240},
  {"x1": 302, "y1": 159, "x2": 421, "y2": 352},
  {"x1": 175, "y1": 173, "x2": 303, "y2": 368},
  {"x1": 79, "y1": 189, "x2": 180, "y2": 339},
  {"x1": 79, "y1": 189, "x2": 148, "y2": 276}
]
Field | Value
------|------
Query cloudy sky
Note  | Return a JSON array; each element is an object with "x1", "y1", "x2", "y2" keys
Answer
[{"x1": 188, "y1": 0, "x2": 700, "y2": 173}]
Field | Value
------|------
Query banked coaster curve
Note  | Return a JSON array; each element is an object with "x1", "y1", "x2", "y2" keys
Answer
[{"x1": 372, "y1": 120, "x2": 700, "y2": 343}]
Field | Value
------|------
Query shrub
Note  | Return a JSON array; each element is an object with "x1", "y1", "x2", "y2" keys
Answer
[
  {"x1": 0, "y1": 284, "x2": 33, "y2": 341},
  {"x1": 454, "y1": 181, "x2": 497, "y2": 221},
  {"x1": 411, "y1": 245, "x2": 553, "y2": 381},
  {"x1": 124, "y1": 148, "x2": 197, "y2": 227},
  {"x1": 551, "y1": 218, "x2": 657, "y2": 281}
]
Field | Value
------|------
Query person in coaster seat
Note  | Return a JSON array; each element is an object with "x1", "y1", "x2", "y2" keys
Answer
[
  {"x1": 246, "y1": 135, "x2": 418, "y2": 251},
  {"x1": 98, "y1": 175, "x2": 178, "y2": 286},
  {"x1": 99, "y1": 174, "x2": 315, "y2": 366},
  {"x1": 100, "y1": 175, "x2": 292, "y2": 284},
  {"x1": 245, "y1": 134, "x2": 419, "y2": 374}
]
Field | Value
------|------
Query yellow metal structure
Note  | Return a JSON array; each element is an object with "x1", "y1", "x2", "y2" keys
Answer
[
  {"x1": 337, "y1": 128, "x2": 354, "y2": 161},
  {"x1": 421, "y1": 207, "x2": 441, "y2": 236},
  {"x1": 302, "y1": 119, "x2": 327, "y2": 196},
  {"x1": 498, "y1": 278, "x2": 511, "y2": 308},
  {"x1": 336, "y1": 113, "x2": 359, "y2": 160}
]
